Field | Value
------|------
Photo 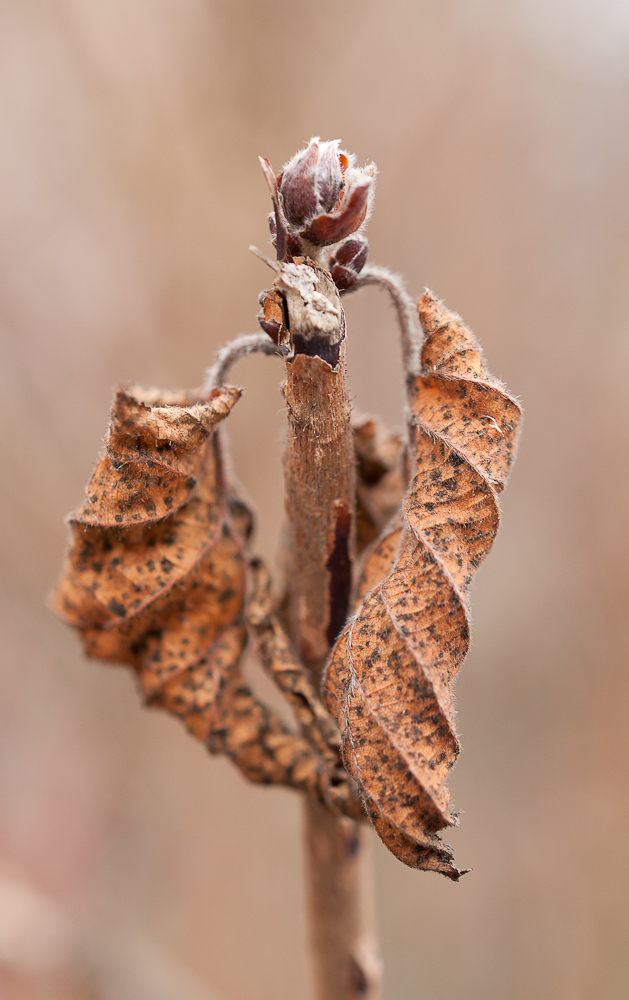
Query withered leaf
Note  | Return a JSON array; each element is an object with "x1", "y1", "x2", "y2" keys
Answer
[
  {"x1": 208, "y1": 659, "x2": 342, "y2": 805},
  {"x1": 246, "y1": 558, "x2": 363, "y2": 820},
  {"x1": 50, "y1": 384, "x2": 350, "y2": 806},
  {"x1": 77, "y1": 386, "x2": 241, "y2": 527},
  {"x1": 49, "y1": 383, "x2": 250, "y2": 742},
  {"x1": 324, "y1": 291, "x2": 522, "y2": 879}
]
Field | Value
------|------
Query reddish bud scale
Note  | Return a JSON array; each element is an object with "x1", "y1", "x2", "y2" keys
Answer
[
  {"x1": 328, "y1": 237, "x2": 369, "y2": 291},
  {"x1": 260, "y1": 138, "x2": 376, "y2": 270},
  {"x1": 280, "y1": 138, "x2": 344, "y2": 228}
]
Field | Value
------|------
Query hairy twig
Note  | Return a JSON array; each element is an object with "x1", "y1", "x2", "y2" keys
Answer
[
  {"x1": 203, "y1": 333, "x2": 283, "y2": 393},
  {"x1": 343, "y1": 264, "x2": 422, "y2": 373}
]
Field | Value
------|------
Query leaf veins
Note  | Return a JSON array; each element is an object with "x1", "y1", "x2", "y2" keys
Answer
[
  {"x1": 323, "y1": 291, "x2": 522, "y2": 879},
  {"x1": 49, "y1": 383, "x2": 357, "y2": 807},
  {"x1": 49, "y1": 384, "x2": 249, "y2": 739}
]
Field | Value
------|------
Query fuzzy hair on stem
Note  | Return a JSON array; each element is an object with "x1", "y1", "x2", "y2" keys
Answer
[
  {"x1": 203, "y1": 333, "x2": 284, "y2": 393},
  {"x1": 342, "y1": 264, "x2": 422, "y2": 373}
]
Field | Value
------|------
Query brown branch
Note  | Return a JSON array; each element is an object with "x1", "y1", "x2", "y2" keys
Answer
[
  {"x1": 304, "y1": 801, "x2": 382, "y2": 1000},
  {"x1": 263, "y1": 255, "x2": 381, "y2": 1000}
]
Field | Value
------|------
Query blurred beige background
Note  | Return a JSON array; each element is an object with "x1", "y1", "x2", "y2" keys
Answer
[{"x1": 1, "y1": 0, "x2": 629, "y2": 998}]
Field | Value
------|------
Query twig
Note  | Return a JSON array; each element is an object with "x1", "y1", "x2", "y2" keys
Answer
[
  {"x1": 273, "y1": 257, "x2": 381, "y2": 1000},
  {"x1": 202, "y1": 333, "x2": 283, "y2": 394},
  {"x1": 343, "y1": 264, "x2": 422, "y2": 373}
]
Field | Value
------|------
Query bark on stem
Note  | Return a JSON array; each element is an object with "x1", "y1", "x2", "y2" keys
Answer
[
  {"x1": 277, "y1": 258, "x2": 381, "y2": 1000},
  {"x1": 283, "y1": 349, "x2": 355, "y2": 680},
  {"x1": 304, "y1": 798, "x2": 380, "y2": 1000}
]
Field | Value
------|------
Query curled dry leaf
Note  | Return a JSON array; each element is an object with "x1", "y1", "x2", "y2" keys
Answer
[
  {"x1": 207, "y1": 663, "x2": 340, "y2": 802},
  {"x1": 49, "y1": 384, "x2": 249, "y2": 740},
  {"x1": 49, "y1": 384, "x2": 357, "y2": 806},
  {"x1": 324, "y1": 291, "x2": 522, "y2": 878}
]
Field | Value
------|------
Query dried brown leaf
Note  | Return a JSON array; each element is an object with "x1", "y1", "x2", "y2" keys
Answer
[
  {"x1": 246, "y1": 559, "x2": 364, "y2": 820},
  {"x1": 50, "y1": 383, "x2": 349, "y2": 804},
  {"x1": 324, "y1": 291, "x2": 522, "y2": 878},
  {"x1": 207, "y1": 660, "x2": 334, "y2": 799},
  {"x1": 50, "y1": 383, "x2": 250, "y2": 742}
]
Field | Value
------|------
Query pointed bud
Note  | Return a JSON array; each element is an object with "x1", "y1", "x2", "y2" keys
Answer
[
  {"x1": 279, "y1": 137, "x2": 345, "y2": 229},
  {"x1": 314, "y1": 141, "x2": 346, "y2": 214},
  {"x1": 259, "y1": 142, "x2": 376, "y2": 261},
  {"x1": 328, "y1": 236, "x2": 369, "y2": 290},
  {"x1": 280, "y1": 141, "x2": 318, "y2": 227}
]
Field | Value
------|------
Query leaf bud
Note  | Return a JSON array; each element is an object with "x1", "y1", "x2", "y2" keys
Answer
[
  {"x1": 279, "y1": 137, "x2": 345, "y2": 229},
  {"x1": 328, "y1": 236, "x2": 369, "y2": 290},
  {"x1": 259, "y1": 142, "x2": 376, "y2": 261},
  {"x1": 300, "y1": 162, "x2": 375, "y2": 247}
]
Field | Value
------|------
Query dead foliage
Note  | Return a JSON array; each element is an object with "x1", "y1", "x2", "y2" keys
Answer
[
  {"x1": 50, "y1": 290, "x2": 521, "y2": 879},
  {"x1": 323, "y1": 291, "x2": 522, "y2": 878},
  {"x1": 50, "y1": 293, "x2": 521, "y2": 881},
  {"x1": 50, "y1": 383, "x2": 361, "y2": 811}
]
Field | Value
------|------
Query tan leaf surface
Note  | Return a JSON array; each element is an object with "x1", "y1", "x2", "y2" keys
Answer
[
  {"x1": 207, "y1": 661, "x2": 338, "y2": 802},
  {"x1": 323, "y1": 291, "x2": 522, "y2": 878},
  {"x1": 50, "y1": 384, "x2": 347, "y2": 800},
  {"x1": 49, "y1": 383, "x2": 249, "y2": 741},
  {"x1": 246, "y1": 558, "x2": 364, "y2": 820}
]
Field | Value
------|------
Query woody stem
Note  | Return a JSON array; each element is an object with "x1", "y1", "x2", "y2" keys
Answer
[{"x1": 281, "y1": 286, "x2": 381, "y2": 1000}]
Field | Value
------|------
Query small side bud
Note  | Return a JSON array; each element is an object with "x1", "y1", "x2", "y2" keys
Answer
[{"x1": 328, "y1": 236, "x2": 369, "y2": 290}]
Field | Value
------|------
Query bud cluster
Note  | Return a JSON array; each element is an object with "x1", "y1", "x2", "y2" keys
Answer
[{"x1": 259, "y1": 137, "x2": 375, "y2": 291}]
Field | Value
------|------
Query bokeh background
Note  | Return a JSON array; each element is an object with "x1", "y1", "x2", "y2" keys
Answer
[{"x1": 1, "y1": 1, "x2": 629, "y2": 997}]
